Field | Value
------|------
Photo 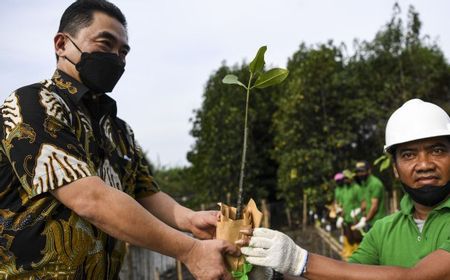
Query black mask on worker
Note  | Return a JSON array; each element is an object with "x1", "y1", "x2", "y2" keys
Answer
[
  {"x1": 355, "y1": 174, "x2": 367, "y2": 185},
  {"x1": 63, "y1": 35, "x2": 125, "y2": 93},
  {"x1": 401, "y1": 182, "x2": 450, "y2": 207}
]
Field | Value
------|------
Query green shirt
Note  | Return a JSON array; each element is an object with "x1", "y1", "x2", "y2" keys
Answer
[
  {"x1": 361, "y1": 174, "x2": 386, "y2": 225},
  {"x1": 349, "y1": 195, "x2": 450, "y2": 267},
  {"x1": 341, "y1": 183, "x2": 362, "y2": 223},
  {"x1": 334, "y1": 185, "x2": 344, "y2": 206}
]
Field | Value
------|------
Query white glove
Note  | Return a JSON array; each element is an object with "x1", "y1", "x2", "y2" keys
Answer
[
  {"x1": 336, "y1": 216, "x2": 344, "y2": 229},
  {"x1": 241, "y1": 228, "x2": 308, "y2": 276},
  {"x1": 248, "y1": 265, "x2": 273, "y2": 280},
  {"x1": 335, "y1": 205, "x2": 343, "y2": 214},
  {"x1": 350, "y1": 208, "x2": 361, "y2": 219},
  {"x1": 352, "y1": 217, "x2": 367, "y2": 230}
]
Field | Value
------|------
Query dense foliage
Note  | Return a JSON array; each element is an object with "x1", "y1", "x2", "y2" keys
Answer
[{"x1": 157, "y1": 5, "x2": 450, "y2": 210}]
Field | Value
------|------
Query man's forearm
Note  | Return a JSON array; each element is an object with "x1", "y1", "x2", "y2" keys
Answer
[
  {"x1": 138, "y1": 191, "x2": 194, "y2": 232},
  {"x1": 365, "y1": 198, "x2": 379, "y2": 221},
  {"x1": 289, "y1": 251, "x2": 450, "y2": 280},
  {"x1": 52, "y1": 177, "x2": 195, "y2": 261}
]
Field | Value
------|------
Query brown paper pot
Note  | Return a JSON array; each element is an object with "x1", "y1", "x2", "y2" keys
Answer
[{"x1": 216, "y1": 199, "x2": 263, "y2": 272}]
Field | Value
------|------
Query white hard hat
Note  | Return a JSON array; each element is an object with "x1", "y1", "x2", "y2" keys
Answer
[{"x1": 384, "y1": 99, "x2": 450, "y2": 152}]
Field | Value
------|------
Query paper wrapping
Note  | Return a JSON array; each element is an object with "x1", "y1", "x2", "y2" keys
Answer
[{"x1": 216, "y1": 199, "x2": 263, "y2": 272}]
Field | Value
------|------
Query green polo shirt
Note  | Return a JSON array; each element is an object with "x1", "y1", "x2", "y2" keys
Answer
[
  {"x1": 334, "y1": 185, "x2": 344, "y2": 206},
  {"x1": 349, "y1": 195, "x2": 450, "y2": 267},
  {"x1": 341, "y1": 183, "x2": 362, "y2": 223},
  {"x1": 361, "y1": 174, "x2": 386, "y2": 225}
]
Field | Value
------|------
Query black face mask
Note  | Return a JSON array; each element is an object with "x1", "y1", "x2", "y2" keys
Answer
[
  {"x1": 355, "y1": 174, "x2": 367, "y2": 185},
  {"x1": 63, "y1": 35, "x2": 125, "y2": 93},
  {"x1": 402, "y1": 181, "x2": 450, "y2": 207}
]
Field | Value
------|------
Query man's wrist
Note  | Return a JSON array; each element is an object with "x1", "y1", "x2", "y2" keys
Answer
[
  {"x1": 177, "y1": 237, "x2": 198, "y2": 264},
  {"x1": 180, "y1": 208, "x2": 196, "y2": 232}
]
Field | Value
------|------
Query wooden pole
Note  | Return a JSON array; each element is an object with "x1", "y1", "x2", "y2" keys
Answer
[
  {"x1": 176, "y1": 260, "x2": 183, "y2": 280},
  {"x1": 392, "y1": 188, "x2": 398, "y2": 213},
  {"x1": 285, "y1": 207, "x2": 292, "y2": 228},
  {"x1": 154, "y1": 267, "x2": 160, "y2": 280},
  {"x1": 303, "y1": 193, "x2": 307, "y2": 229},
  {"x1": 260, "y1": 199, "x2": 270, "y2": 228}
]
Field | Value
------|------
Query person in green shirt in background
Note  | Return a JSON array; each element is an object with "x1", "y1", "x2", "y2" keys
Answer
[
  {"x1": 333, "y1": 172, "x2": 345, "y2": 212},
  {"x1": 240, "y1": 99, "x2": 450, "y2": 279},
  {"x1": 336, "y1": 170, "x2": 364, "y2": 260},
  {"x1": 352, "y1": 160, "x2": 387, "y2": 231}
]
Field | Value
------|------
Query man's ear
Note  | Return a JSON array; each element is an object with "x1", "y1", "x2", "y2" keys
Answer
[{"x1": 54, "y1": 33, "x2": 67, "y2": 57}]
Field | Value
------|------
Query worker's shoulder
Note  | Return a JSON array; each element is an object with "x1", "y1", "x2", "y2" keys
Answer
[
  {"x1": 368, "y1": 174, "x2": 383, "y2": 187},
  {"x1": 370, "y1": 210, "x2": 404, "y2": 232}
]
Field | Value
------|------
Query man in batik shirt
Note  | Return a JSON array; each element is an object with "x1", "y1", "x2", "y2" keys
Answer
[{"x1": 0, "y1": 1, "x2": 238, "y2": 279}]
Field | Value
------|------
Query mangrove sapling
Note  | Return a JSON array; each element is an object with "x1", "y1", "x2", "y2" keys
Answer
[{"x1": 222, "y1": 46, "x2": 289, "y2": 219}]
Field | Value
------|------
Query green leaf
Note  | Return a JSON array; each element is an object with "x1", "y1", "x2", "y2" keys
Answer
[
  {"x1": 373, "y1": 154, "x2": 386, "y2": 166},
  {"x1": 222, "y1": 74, "x2": 246, "y2": 88},
  {"x1": 380, "y1": 157, "x2": 391, "y2": 172},
  {"x1": 249, "y1": 46, "x2": 267, "y2": 75},
  {"x1": 253, "y1": 68, "x2": 289, "y2": 89}
]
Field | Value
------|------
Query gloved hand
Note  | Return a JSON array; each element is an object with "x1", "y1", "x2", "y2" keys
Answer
[
  {"x1": 350, "y1": 208, "x2": 361, "y2": 219},
  {"x1": 336, "y1": 216, "x2": 344, "y2": 229},
  {"x1": 335, "y1": 205, "x2": 343, "y2": 214},
  {"x1": 241, "y1": 228, "x2": 308, "y2": 276},
  {"x1": 351, "y1": 217, "x2": 367, "y2": 230},
  {"x1": 248, "y1": 265, "x2": 273, "y2": 280}
]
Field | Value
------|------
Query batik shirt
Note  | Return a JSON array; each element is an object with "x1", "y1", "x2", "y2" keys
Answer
[{"x1": 0, "y1": 70, "x2": 159, "y2": 279}]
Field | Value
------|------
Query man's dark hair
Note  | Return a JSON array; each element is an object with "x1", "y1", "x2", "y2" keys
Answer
[{"x1": 58, "y1": 0, "x2": 127, "y2": 37}]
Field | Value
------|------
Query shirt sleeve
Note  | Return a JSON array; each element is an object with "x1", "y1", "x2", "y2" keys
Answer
[
  {"x1": 348, "y1": 223, "x2": 381, "y2": 264},
  {"x1": 439, "y1": 237, "x2": 450, "y2": 253},
  {"x1": 0, "y1": 85, "x2": 95, "y2": 198},
  {"x1": 133, "y1": 141, "x2": 160, "y2": 198},
  {"x1": 370, "y1": 180, "x2": 384, "y2": 200}
]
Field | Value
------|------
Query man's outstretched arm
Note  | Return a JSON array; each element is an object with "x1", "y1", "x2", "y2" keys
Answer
[
  {"x1": 241, "y1": 228, "x2": 450, "y2": 280},
  {"x1": 52, "y1": 176, "x2": 239, "y2": 280},
  {"x1": 137, "y1": 191, "x2": 219, "y2": 239}
]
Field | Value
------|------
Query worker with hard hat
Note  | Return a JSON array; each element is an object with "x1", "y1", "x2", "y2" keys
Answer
[
  {"x1": 351, "y1": 160, "x2": 387, "y2": 231},
  {"x1": 240, "y1": 99, "x2": 450, "y2": 279}
]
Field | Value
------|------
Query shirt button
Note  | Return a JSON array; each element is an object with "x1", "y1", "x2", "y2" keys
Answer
[{"x1": 417, "y1": 236, "x2": 422, "y2": 242}]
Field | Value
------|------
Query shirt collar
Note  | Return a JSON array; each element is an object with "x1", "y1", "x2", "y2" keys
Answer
[
  {"x1": 400, "y1": 193, "x2": 450, "y2": 215},
  {"x1": 51, "y1": 69, "x2": 117, "y2": 117},
  {"x1": 52, "y1": 69, "x2": 89, "y2": 104}
]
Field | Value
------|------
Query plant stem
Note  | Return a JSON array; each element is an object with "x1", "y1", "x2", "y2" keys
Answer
[{"x1": 236, "y1": 74, "x2": 252, "y2": 219}]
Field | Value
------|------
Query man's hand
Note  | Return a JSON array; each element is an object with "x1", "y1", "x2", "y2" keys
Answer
[
  {"x1": 181, "y1": 239, "x2": 239, "y2": 280},
  {"x1": 241, "y1": 228, "x2": 308, "y2": 276},
  {"x1": 187, "y1": 210, "x2": 219, "y2": 239},
  {"x1": 350, "y1": 208, "x2": 361, "y2": 219}
]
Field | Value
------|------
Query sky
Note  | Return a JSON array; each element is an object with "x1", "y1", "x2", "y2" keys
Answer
[{"x1": 1, "y1": 0, "x2": 449, "y2": 167}]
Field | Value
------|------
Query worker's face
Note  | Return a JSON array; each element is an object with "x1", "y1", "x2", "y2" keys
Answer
[
  {"x1": 394, "y1": 136, "x2": 450, "y2": 189},
  {"x1": 355, "y1": 170, "x2": 368, "y2": 183},
  {"x1": 55, "y1": 11, "x2": 130, "y2": 82}
]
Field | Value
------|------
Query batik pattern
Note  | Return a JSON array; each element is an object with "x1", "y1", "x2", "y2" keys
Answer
[{"x1": 0, "y1": 70, "x2": 159, "y2": 279}]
